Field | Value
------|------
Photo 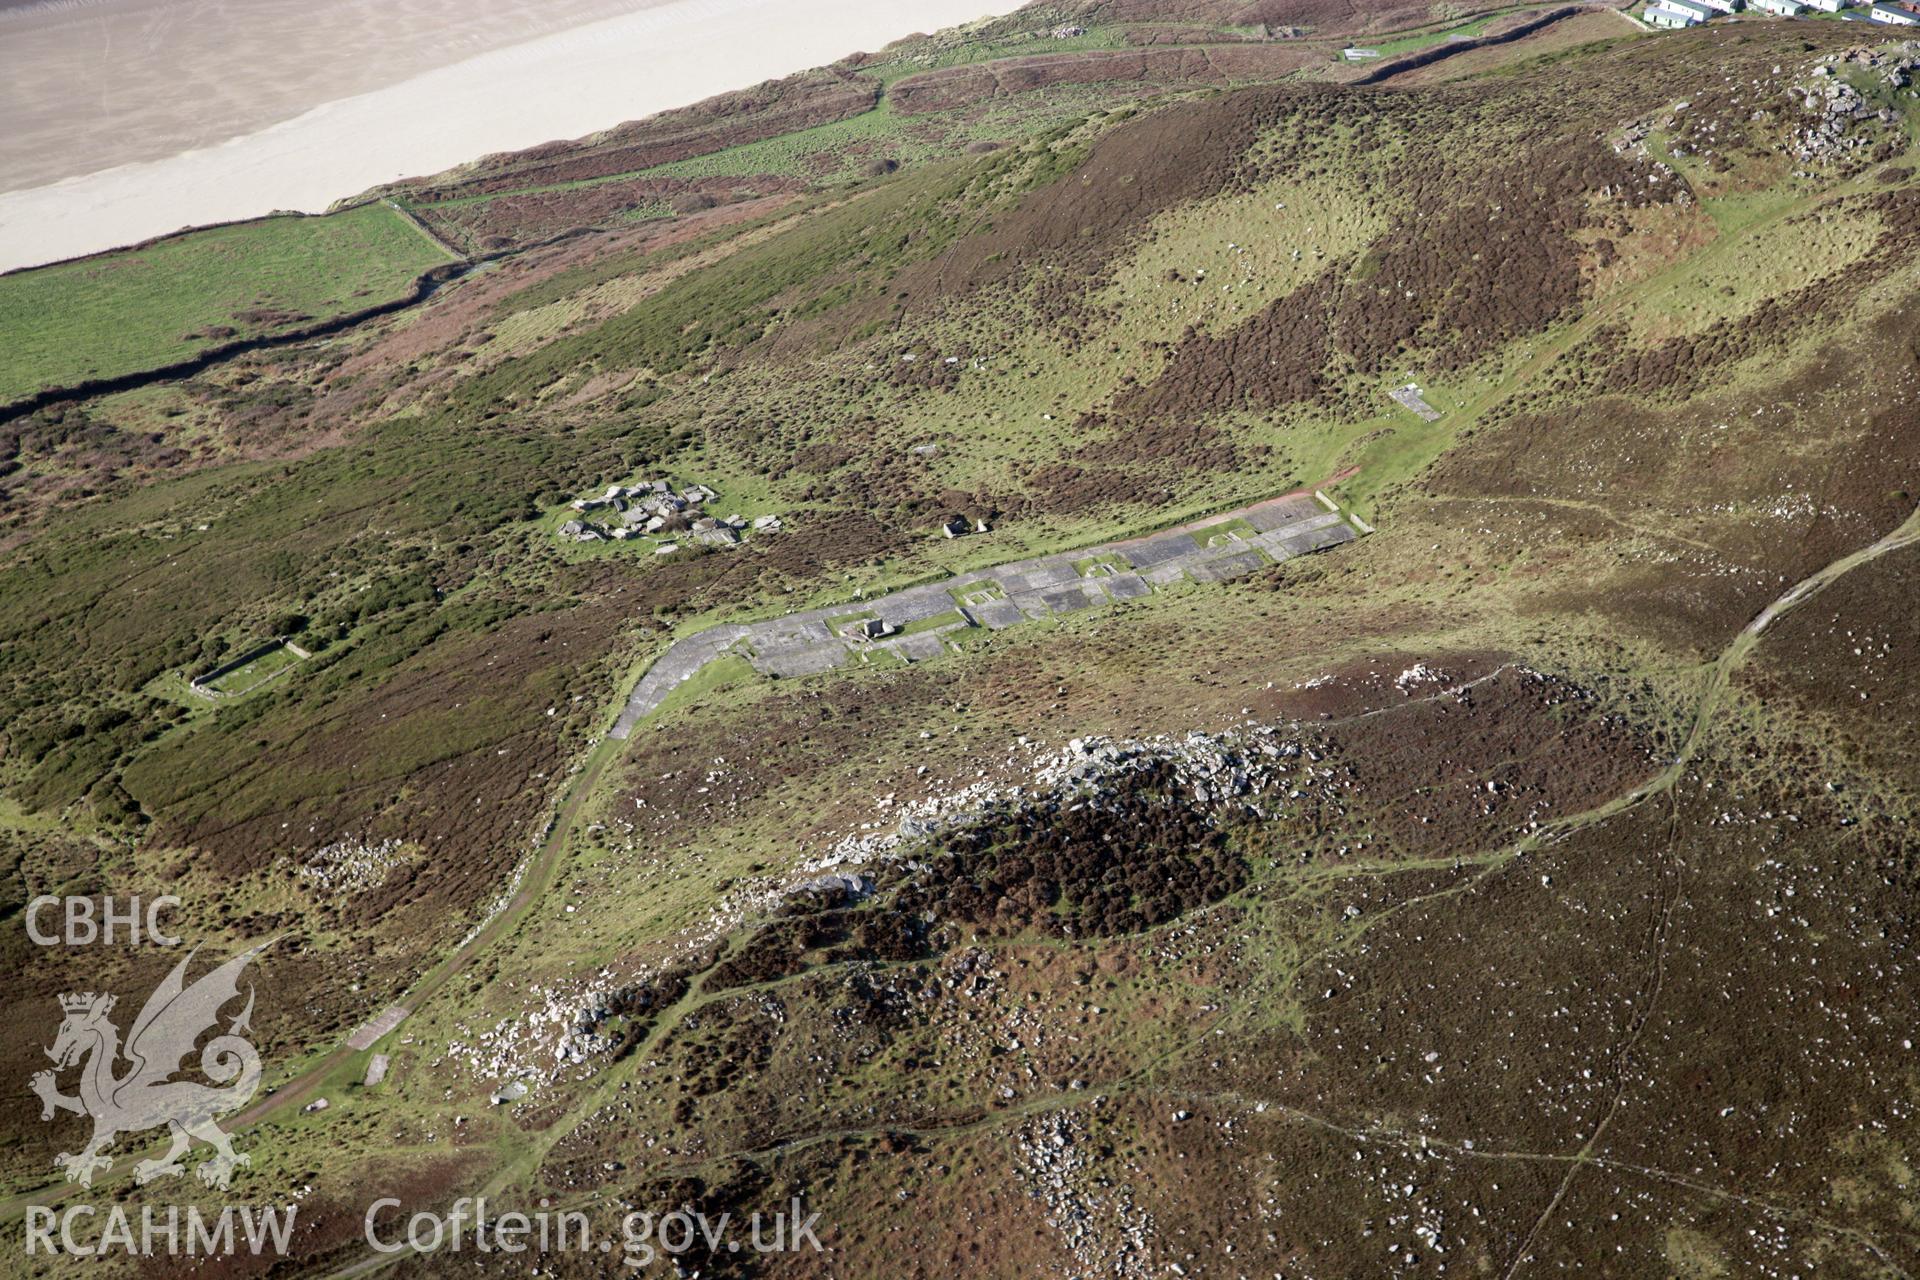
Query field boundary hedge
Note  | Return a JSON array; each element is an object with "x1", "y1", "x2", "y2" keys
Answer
[{"x1": 0, "y1": 261, "x2": 468, "y2": 424}]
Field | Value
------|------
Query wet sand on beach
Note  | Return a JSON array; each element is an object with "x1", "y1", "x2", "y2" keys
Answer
[{"x1": 0, "y1": 0, "x2": 1005, "y2": 269}]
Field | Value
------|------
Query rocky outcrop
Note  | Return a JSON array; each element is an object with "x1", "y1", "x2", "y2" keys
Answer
[{"x1": 1787, "y1": 49, "x2": 1919, "y2": 166}]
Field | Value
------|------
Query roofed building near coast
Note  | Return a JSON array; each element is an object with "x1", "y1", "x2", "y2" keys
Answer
[{"x1": 1646, "y1": 3, "x2": 1705, "y2": 23}]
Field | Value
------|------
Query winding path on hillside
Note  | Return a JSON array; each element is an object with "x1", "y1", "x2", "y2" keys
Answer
[
  {"x1": 304, "y1": 493, "x2": 1359, "y2": 1064},
  {"x1": 10, "y1": 486, "x2": 1915, "y2": 1266},
  {"x1": 16, "y1": 154, "x2": 1917, "y2": 1241},
  {"x1": 0, "y1": 485, "x2": 1365, "y2": 1221},
  {"x1": 320, "y1": 504, "x2": 1920, "y2": 1280}
]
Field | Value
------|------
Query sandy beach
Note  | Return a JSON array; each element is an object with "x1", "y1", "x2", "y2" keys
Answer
[
  {"x1": 0, "y1": 0, "x2": 686, "y2": 194},
  {"x1": 0, "y1": 0, "x2": 1006, "y2": 271}
]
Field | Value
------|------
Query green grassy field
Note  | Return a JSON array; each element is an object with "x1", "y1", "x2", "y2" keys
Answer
[
  {"x1": 202, "y1": 642, "x2": 304, "y2": 696},
  {"x1": 896, "y1": 607, "x2": 968, "y2": 636},
  {"x1": 0, "y1": 202, "x2": 453, "y2": 404},
  {"x1": 1359, "y1": 12, "x2": 1501, "y2": 55}
]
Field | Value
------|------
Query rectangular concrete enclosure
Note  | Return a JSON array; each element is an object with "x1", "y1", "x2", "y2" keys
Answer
[{"x1": 609, "y1": 492, "x2": 1365, "y2": 737}]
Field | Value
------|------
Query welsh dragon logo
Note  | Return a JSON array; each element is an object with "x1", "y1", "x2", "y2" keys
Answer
[{"x1": 30, "y1": 944, "x2": 269, "y2": 1190}]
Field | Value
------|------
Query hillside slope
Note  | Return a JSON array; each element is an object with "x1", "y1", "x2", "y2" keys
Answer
[{"x1": 3, "y1": 12, "x2": 1920, "y2": 1279}]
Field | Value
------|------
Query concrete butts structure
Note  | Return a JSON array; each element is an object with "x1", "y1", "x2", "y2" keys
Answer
[
  {"x1": 609, "y1": 490, "x2": 1368, "y2": 740},
  {"x1": 187, "y1": 636, "x2": 310, "y2": 700}
]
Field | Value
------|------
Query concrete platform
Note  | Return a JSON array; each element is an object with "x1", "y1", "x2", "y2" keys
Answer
[
  {"x1": 608, "y1": 491, "x2": 1365, "y2": 738},
  {"x1": 347, "y1": 1006, "x2": 409, "y2": 1052},
  {"x1": 1187, "y1": 550, "x2": 1268, "y2": 581},
  {"x1": 889, "y1": 633, "x2": 950, "y2": 662},
  {"x1": 1040, "y1": 584, "x2": 1100, "y2": 612},
  {"x1": 1246, "y1": 494, "x2": 1326, "y2": 532},
  {"x1": 971, "y1": 599, "x2": 1026, "y2": 629},
  {"x1": 754, "y1": 641, "x2": 849, "y2": 678}
]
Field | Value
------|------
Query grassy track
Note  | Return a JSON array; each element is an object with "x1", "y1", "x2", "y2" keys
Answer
[
  {"x1": 317, "y1": 504, "x2": 1920, "y2": 1280},
  {"x1": 0, "y1": 203, "x2": 454, "y2": 403}
]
